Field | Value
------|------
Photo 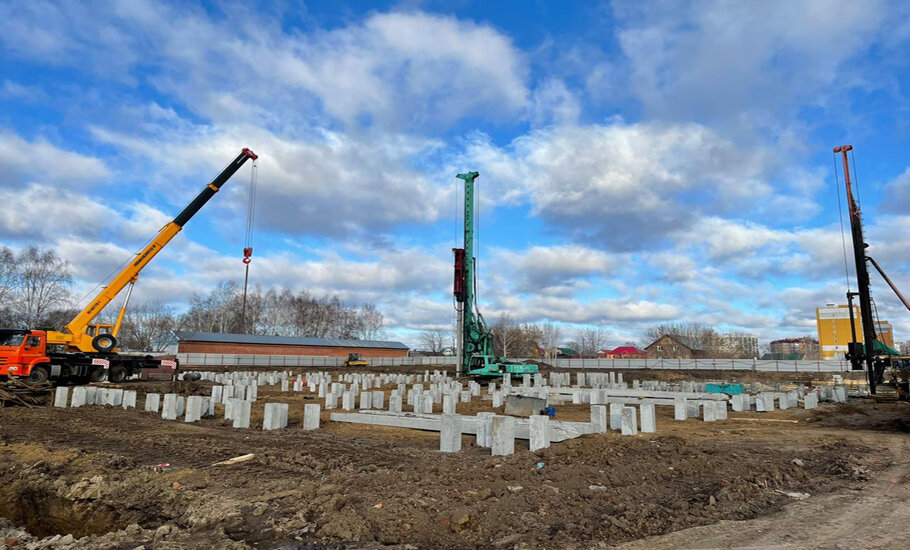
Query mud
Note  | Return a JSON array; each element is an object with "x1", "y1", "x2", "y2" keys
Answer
[{"x1": 0, "y1": 372, "x2": 904, "y2": 549}]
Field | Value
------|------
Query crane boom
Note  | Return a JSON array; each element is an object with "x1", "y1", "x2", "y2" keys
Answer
[{"x1": 49, "y1": 148, "x2": 258, "y2": 353}]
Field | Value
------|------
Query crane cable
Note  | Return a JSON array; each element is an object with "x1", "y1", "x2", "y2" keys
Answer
[
  {"x1": 832, "y1": 153, "x2": 852, "y2": 292},
  {"x1": 240, "y1": 159, "x2": 258, "y2": 332}
]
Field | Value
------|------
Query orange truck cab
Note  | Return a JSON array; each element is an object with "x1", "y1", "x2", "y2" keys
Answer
[{"x1": 0, "y1": 329, "x2": 50, "y2": 380}]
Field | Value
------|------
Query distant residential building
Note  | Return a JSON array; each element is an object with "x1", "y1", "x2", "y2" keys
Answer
[
  {"x1": 900, "y1": 341, "x2": 910, "y2": 355},
  {"x1": 874, "y1": 321, "x2": 894, "y2": 348},
  {"x1": 597, "y1": 346, "x2": 646, "y2": 359},
  {"x1": 720, "y1": 333, "x2": 759, "y2": 358},
  {"x1": 769, "y1": 337, "x2": 819, "y2": 360},
  {"x1": 644, "y1": 335, "x2": 703, "y2": 359},
  {"x1": 816, "y1": 304, "x2": 861, "y2": 360},
  {"x1": 816, "y1": 304, "x2": 894, "y2": 359}
]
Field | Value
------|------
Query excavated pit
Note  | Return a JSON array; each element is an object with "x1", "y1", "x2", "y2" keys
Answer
[{"x1": 0, "y1": 487, "x2": 133, "y2": 538}]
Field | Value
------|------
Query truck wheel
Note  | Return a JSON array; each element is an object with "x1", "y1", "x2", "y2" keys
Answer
[
  {"x1": 92, "y1": 334, "x2": 117, "y2": 352},
  {"x1": 28, "y1": 366, "x2": 50, "y2": 384},
  {"x1": 108, "y1": 365, "x2": 128, "y2": 383},
  {"x1": 89, "y1": 368, "x2": 107, "y2": 383}
]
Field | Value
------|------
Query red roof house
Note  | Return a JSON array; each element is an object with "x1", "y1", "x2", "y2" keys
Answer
[{"x1": 597, "y1": 346, "x2": 646, "y2": 359}]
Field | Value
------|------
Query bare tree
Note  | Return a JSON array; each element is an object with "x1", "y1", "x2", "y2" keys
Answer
[
  {"x1": 491, "y1": 313, "x2": 523, "y2": 358},
  {"x1": 576, "y1": 327, "x2": 608, "y2": 357},
  {"x1": 120, "y1": 301, "x2": 178, "y2": 351},
  {"x1": 419, "y1": 328, "x2": 448, "y2": 353},
  {"x1": 0, "y1": 246, "x2": 17, "y2": 325},
  {"x1": 356, "y1": 303, "x2": 386, "y2": 340},
  {"x1": 540, "y1": 322, "x2": 563, "y2": 360},
  {"x1": 14, "y1": 247, "x2": 72, "y2": 328}
]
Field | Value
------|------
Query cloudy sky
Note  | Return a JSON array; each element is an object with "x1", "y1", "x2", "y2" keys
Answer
[{"x1": 2, "y1": 0, "x2": 910, "y2": 348}]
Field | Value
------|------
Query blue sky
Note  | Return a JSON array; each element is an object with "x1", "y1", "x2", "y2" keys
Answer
[{"x1": 2, "y1": 0, "x2": 910, "y2": 348}]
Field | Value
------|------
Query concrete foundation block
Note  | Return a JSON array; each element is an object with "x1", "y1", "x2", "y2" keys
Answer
[
  {"x1": 232, "y1": 400, "x2": 251, "y2": 428},
  {"x1": 121, "y1": 390, "x2": 137, "y2": 409},
  {"x1": 763, "y1": 394, "x2": 775, "y2": 411},
  {"x1": 84, "y1": 387, "x2": 98, "y2": 405},
  {"x1": 491, "y1": 415, "x2": 515, "y2": 456},
  {"x1": 144, "y1": 393, "x2": 160, "y2": 413},
  {"x1": 342, "y1": 391, "x2": 355, "y2": 411},
  {"x1": 460, "y1": 391, "x2": 471, "y2": 403},
  {"x1": 640, "y1": 403, "x2": 656, "y2": 433},
  {"x1": 161, "y1": 394, "x2": 179, "y2": 420},
  {"x1": 674, "y1": 397, "x2": 687, "y2": 420},
  {"x1": 530, "y1": 415, "x2": 550, "y2": 451},
  {"x1": 492, "y1": 392, "x2": 503, "y2": 408},
  {"x1": 211, "y1": 386, "x2": 223, "y2": 403},
  {"x1": 702, "y1": 402, "x2": 717, "y2": 421},
  {"x1": 359, "y1": 392, "x2": 373, "y2": 410},
  {"x1": 804, "y1": 392, "x2": 818, "y2": 409},
  {"x1": 834, "y1": 385, "x2": 847, "y2": 403},
  {"x1": 714, "y1": 401, "x2": 727, "y2": 420},
  {"x1": 389, "y1": 394, "x2": 403, "y2": 413},
  {"x1": 621, "y1": 406, "x2": 638, "y2": 435},
  {"x1": 176, "y1": 396, "x2": 185, "y2": 417},
  {"x1": 590, "y1": 405, "x2": 607, "y2": 434},
  {"x1": 185, "y1": 395, "x2": 204, "y2": 423},
  {"x1": 53, "y1": 387, "x2": 69, "y2": 408},
  {"x1": 264, "y1": 403, "x2": 289, "y2": 430},
  {"x1": 106, "y1": 389, "x2": 124, "y2": 407},
  {"x1": 225, "y1": 397, "x2": 243, "y2": 420},
  {"x1": 71, "y1": 386, "x2": 88, "y2": 408},
  {"x1": 443, "y1": 394, "x2": 456, "y2": 415},
  {"x1": 422, "y1": 395, "x2": 434, "y2": 414},
  {"x1": 303, "y1": 403, "x2": 321, "y2": 430},
  {"x1": 779, "y1": 394, "x2": 790, "y2": 410},
  {"x1": 440, "y1": 414, "x2": 463, "y2": 453},
  {"x1": 609, "y1": 403, "x2": 624, "y2": 430},
  {"x1": 476, "y1": 412, "x2": 494, "y2": 448},
  {"x1": 731, "y1": 394, "x2": 746, "y2": 412},
  {"x1": 372, "y1": 391, "x2": 384, "y2": 409}
]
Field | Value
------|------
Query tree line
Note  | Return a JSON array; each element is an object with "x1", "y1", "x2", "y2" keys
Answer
[
  {"x1": 420, "y1": 318, "x2": 761, "y2": 359},
  {"x1": 0, "y1": 246, "x2": 385, "y2": 352}
]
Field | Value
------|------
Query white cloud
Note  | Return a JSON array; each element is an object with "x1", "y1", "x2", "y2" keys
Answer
[
  {"x1": 613, "y1": 0, "x2": 890, "y2": 129},
  {"x1": 883, "y1": 167, "x2": 910, "y2": 212},
  {"x1": 91, "y1": 122, "x2": 450, "y2": 237},
  {"x1": 460, "y1": 121, "x2": 775, "y2": 251},
  {"x1": 0, "y1": 132, "x2": 109, "y2": 187},
  {"x1": 530, "y1": 79, "x2": 581, "y2": 126},
  {"x1": 1, "y1": 4, "x2": 529, "y2": 130},
  {"x1": 0, "y1": 184, "x2": 115, "y2": 240},
  {"x1": 494, "y1": 244, "x2": 615, "y2": 295}
]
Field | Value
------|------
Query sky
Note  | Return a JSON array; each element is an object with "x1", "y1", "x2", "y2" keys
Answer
[{"x1": 2, "y1": 0, "x2": 910, "y2": 349}]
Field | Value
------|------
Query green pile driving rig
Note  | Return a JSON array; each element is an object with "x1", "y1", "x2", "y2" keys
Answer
[{"x1": 452, "y1": 171, "x2": 538, "y2": 378}]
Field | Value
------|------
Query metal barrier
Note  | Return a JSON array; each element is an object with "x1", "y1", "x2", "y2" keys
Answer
[{"x1": 176, "y1": 353, "x2": 849, "y2": 372}]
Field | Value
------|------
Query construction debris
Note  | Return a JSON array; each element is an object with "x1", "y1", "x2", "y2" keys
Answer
[{"x1": 0, "y1": 379, "x2": 53, "y2": 408}]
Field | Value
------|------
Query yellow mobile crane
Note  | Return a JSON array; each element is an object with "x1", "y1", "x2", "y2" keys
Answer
[{"x1": 0, "y1": 148, "x2": 258, "y2": 384}]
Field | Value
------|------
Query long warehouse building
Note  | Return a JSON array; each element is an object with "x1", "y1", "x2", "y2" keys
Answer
[{"x1": 173, "y1": 331, "x2": 409, "y2": 358}]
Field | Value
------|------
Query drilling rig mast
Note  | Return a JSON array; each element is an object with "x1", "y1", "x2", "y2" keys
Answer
[{"x1": 453, "y1": 172, "x2": 538, "y2": 378}]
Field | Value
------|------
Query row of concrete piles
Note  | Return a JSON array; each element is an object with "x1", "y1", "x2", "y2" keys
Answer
[{"x1": 54, "y1": 369, "x2": 850, "y2": 456}]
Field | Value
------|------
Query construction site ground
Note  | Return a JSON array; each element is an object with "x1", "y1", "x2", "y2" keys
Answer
[{"x1": 0, "y1": 368, "x2": 907, "y2": 549}]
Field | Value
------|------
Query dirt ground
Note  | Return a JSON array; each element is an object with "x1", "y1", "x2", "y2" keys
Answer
[{"x1": 0, "y1": 369, "x2": 906, "y2": 549}]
